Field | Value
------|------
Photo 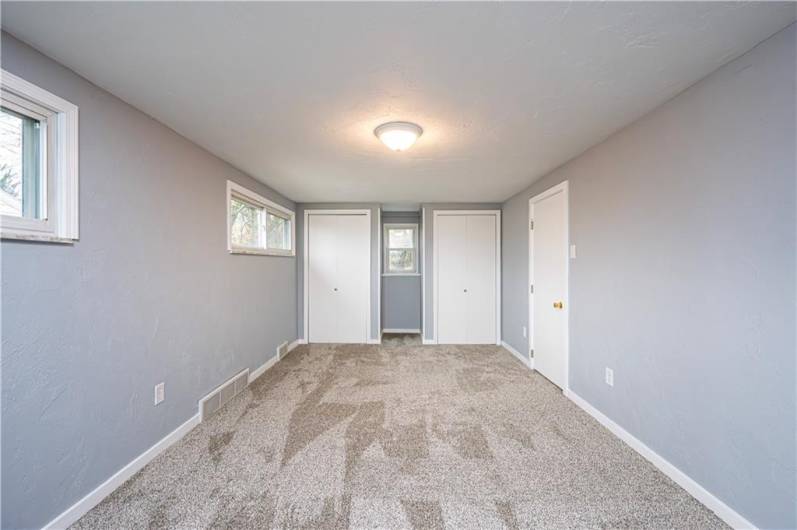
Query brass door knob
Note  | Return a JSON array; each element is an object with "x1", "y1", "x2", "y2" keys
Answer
[{"x1": 553, "y1": 301, "x2": 564, "y2": 309}]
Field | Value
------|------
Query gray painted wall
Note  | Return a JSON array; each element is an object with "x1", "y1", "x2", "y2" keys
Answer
[
  {"x1": 295, "y1": 203, "x2": 381, "y2": 341},
  {"x1": 501, "y1": 25, "x2": 796, "y2": 528},
  {"x1": 421, "y1": 203, "x2": 501, "y2": 342},
  {"x1": 381, "y1": 212, "x2": 421, "y2": 331},
  {"x1": 0, "y1": 33, "x2": 298, "y2": 529}
]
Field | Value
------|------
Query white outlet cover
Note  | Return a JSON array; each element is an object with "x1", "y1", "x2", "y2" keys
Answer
[
  {"x1": 154, "y1": 382, "x2": 165, "y2": 405},
  {"x1": 570, "y1": 244, "x2": 577, "y2": 259},
  {"x1": 605, "y1": 368, "x2": 614, "y2": 387},
  {"x1": 522, "y1": 326, "x2": 527, "y2": 338}
]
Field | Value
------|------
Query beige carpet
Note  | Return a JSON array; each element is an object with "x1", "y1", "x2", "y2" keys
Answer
[{"x1": 73, "y1": 341, "x2": 725, "y2": 529}]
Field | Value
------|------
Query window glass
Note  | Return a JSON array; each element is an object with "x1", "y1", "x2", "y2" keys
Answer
[
  {"x1": 266, "y1": 211, "x2": 291, "y2": 251},
  {"x1": 0, "y1": 106, "x2": 42, "y2": 219},
  {"x1": 230, "y1": 196, "x2": 262, "y2": 248},
  {"x1": 388, "y1": 228, "x2": 414, "y2": 248},
  {"x1": 389, "y1": 249, "x2": 415, "y2": 272}
]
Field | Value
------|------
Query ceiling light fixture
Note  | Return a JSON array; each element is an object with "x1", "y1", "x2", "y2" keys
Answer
[{"x1": 374, "y1": 121, "x2": 423, "y2": 152}]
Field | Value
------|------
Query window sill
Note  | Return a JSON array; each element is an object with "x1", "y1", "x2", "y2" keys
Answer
[
  {"x1": 1, "y1": 231, "x2": 76, "y2": 244},
  {"x1": 229, "y1": 247, "x2": 294, "y2": 257},
  {"x1": 382, "y1": 272, "x2": 421, "y2": 277}
]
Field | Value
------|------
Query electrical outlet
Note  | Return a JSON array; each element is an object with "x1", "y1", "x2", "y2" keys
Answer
[
  {"x1": 522, "y1": 326, "x2": 527, "y2": 338},
  {"x1": 570, "y1": 244, "x2": 577, "y2": 259},
  {"x1": 605, "y1": 368, "x2": 614, "y2": 387},
  {"x1": 154, "y1": 382, "x2": 165, "y2": 405}
]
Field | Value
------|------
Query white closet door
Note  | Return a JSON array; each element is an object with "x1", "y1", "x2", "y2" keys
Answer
[
  {"x1": 308, "y1": 214, "x2": 339, "y2": 343},
  {"x1": 436, "y1": 215, "x2": 469, "y2": 344},
  {"x1": 466, "y1": 215, "x2": 497, "y2": 344},
  {"x1": 335, "y1": 214, "x2": 370, "y2": 343}
]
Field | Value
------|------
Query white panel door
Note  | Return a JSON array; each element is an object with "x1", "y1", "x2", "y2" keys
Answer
[
  {"x1": 436, "y1": 214, "x2": 469, "y2": 343},
  {"x1": 531, "y1": 188, "x2": 568, "y2": 388},
  {"x1": 466, "y1": 215, "x2": 497, "y2": 344},
  {"x1": 308, "y1": 214, "x2": 339, "y2": 343},
  {"x1": 335, "y1": 214, "x2": 370, "y2": 343},
  {"x1": 308, "y1": 214, "x2": 370, "y2": 343}
]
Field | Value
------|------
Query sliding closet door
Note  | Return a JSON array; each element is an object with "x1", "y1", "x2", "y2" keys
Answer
[
  {"x1": 436, "y1": 214, "x2": 469, "y2": 343},
  {"x1": 307, "y1": 213, "x2": 370, "y2": 343},
  {"x1": 466, "y1": 214, "x2": 497, "y2": 344},
  {"x1": 335, "y1": 214, "x2": 370, "y2": 343}
]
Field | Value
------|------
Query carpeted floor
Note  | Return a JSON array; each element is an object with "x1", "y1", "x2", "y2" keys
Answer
[{"x1": 73, "y1": 340, "x2": 726, "y2": 529}]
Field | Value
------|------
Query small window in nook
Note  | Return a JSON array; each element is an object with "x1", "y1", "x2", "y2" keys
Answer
[
  {"x1": 384, "y1": 223, "x2": 418, "y2": 274},
  {"x1": 227, "y1": 180, "x2": 294, "y2": 256}
]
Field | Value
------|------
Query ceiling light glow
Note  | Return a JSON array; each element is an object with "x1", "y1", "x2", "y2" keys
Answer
[{"x1": 374, "y1": 121, "x2": 423, "y2": 151}]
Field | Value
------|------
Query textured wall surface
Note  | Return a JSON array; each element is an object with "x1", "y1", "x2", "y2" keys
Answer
[
  {"x1": 0, "y1": 34, "x2": 298, "y2": 529},
  {"x1": 295, "y1": 204, "x2": 381, "y2": 341},
  {"x1": 501, "y1": 25, "x2": 796, "y2": 528},
  {"x1": 421, "y1": 203, "x2": 501, "y2": 342},
  {"x1": 381, "y1": 212, "x2": 422, "y2": 331},
  {"x1": 381, "y1": 277, "x2": 422, "y2": 331}
]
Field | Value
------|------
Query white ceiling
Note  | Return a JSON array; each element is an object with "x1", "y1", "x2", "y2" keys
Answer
[{"x1": 2, "y1": 2, "x2": 795, "y2": 203}]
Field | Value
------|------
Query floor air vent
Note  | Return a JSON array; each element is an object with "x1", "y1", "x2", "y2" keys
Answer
[
  {"x1": 277, "y1": 341, "x2": 289, "y2": 359},
  {"x1": 199, "y1": 369, "x2": 249, "y2": 421}
]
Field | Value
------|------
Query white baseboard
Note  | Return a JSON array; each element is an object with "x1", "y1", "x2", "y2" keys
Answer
[
  {"x1": 422, "y1": 338, "x2": 436, "y2": 345},
  {"x1": 382, "y1": 328, "x2": 421, "y2": 334},
  {"x1": 500, "y1": 340, "x2": 534, "y2": 370},
  {"x1": 366, "y1": 338, "x2": 382, "y2": 345},
  {"x1": 43, "y1": 412, "x2": 200, "y2": 530},
  {"x1": 564, "y1": 389, "x2": 756, "y2": 530}
]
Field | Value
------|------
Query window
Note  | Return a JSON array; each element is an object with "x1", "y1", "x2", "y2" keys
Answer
[
  {"x1": 384, "y1": 223, "x2": 418, "y2": 274},
  {"x1": 227, "y1": 180, "x2": 294, "y2": 256},
  {"x1": 0, "y1": 70, "x2": 79, "y2": 242}
]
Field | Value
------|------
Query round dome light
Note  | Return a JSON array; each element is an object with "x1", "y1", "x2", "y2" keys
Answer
[{"x1": 374, "y1": 121, "x2": 423, "y2": 152}]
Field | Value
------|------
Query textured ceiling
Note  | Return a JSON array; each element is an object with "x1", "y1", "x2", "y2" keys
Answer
[{"x1": 2, "y1": 2, "x2": 795, "y2": 203}]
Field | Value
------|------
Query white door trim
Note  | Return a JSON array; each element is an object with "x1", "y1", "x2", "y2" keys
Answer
[
  {"x1": 432, "y1": 209, "x2": 501, "y2": 345},
  {"x1": 376, "y1": 207, "x2": 382, "y2": 341},
  {"x1": 421, "y1": 207, "x2": 426, "y2": 340},
  {"x1": 529, "y1": 181, "x2": 569, "y2": 390},
  {"x1": 303, "y1": 208, "x2": 372, "y2": 343}
]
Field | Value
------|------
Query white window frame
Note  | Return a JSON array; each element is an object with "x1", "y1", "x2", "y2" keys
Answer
[
  {"x1": 226, "y1": 180, "x2": 295, "y2": 257},
  {"x1": 383, "y1": 223, "x2": 419, "y2": 275},
  {"x1": 0, "y1": 70, "x2": 79, "y2": 242}
]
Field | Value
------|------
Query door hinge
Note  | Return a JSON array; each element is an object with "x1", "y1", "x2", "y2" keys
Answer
[
  {"x1": 529, "y1": 348, "x2": 534, "y2": 358},
  {"x1": 530, "y1": 284, "x2": 534, "y2": 294},
  {"x1": 529, "y1": 220, "x2": 534, "y2": 230}
]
